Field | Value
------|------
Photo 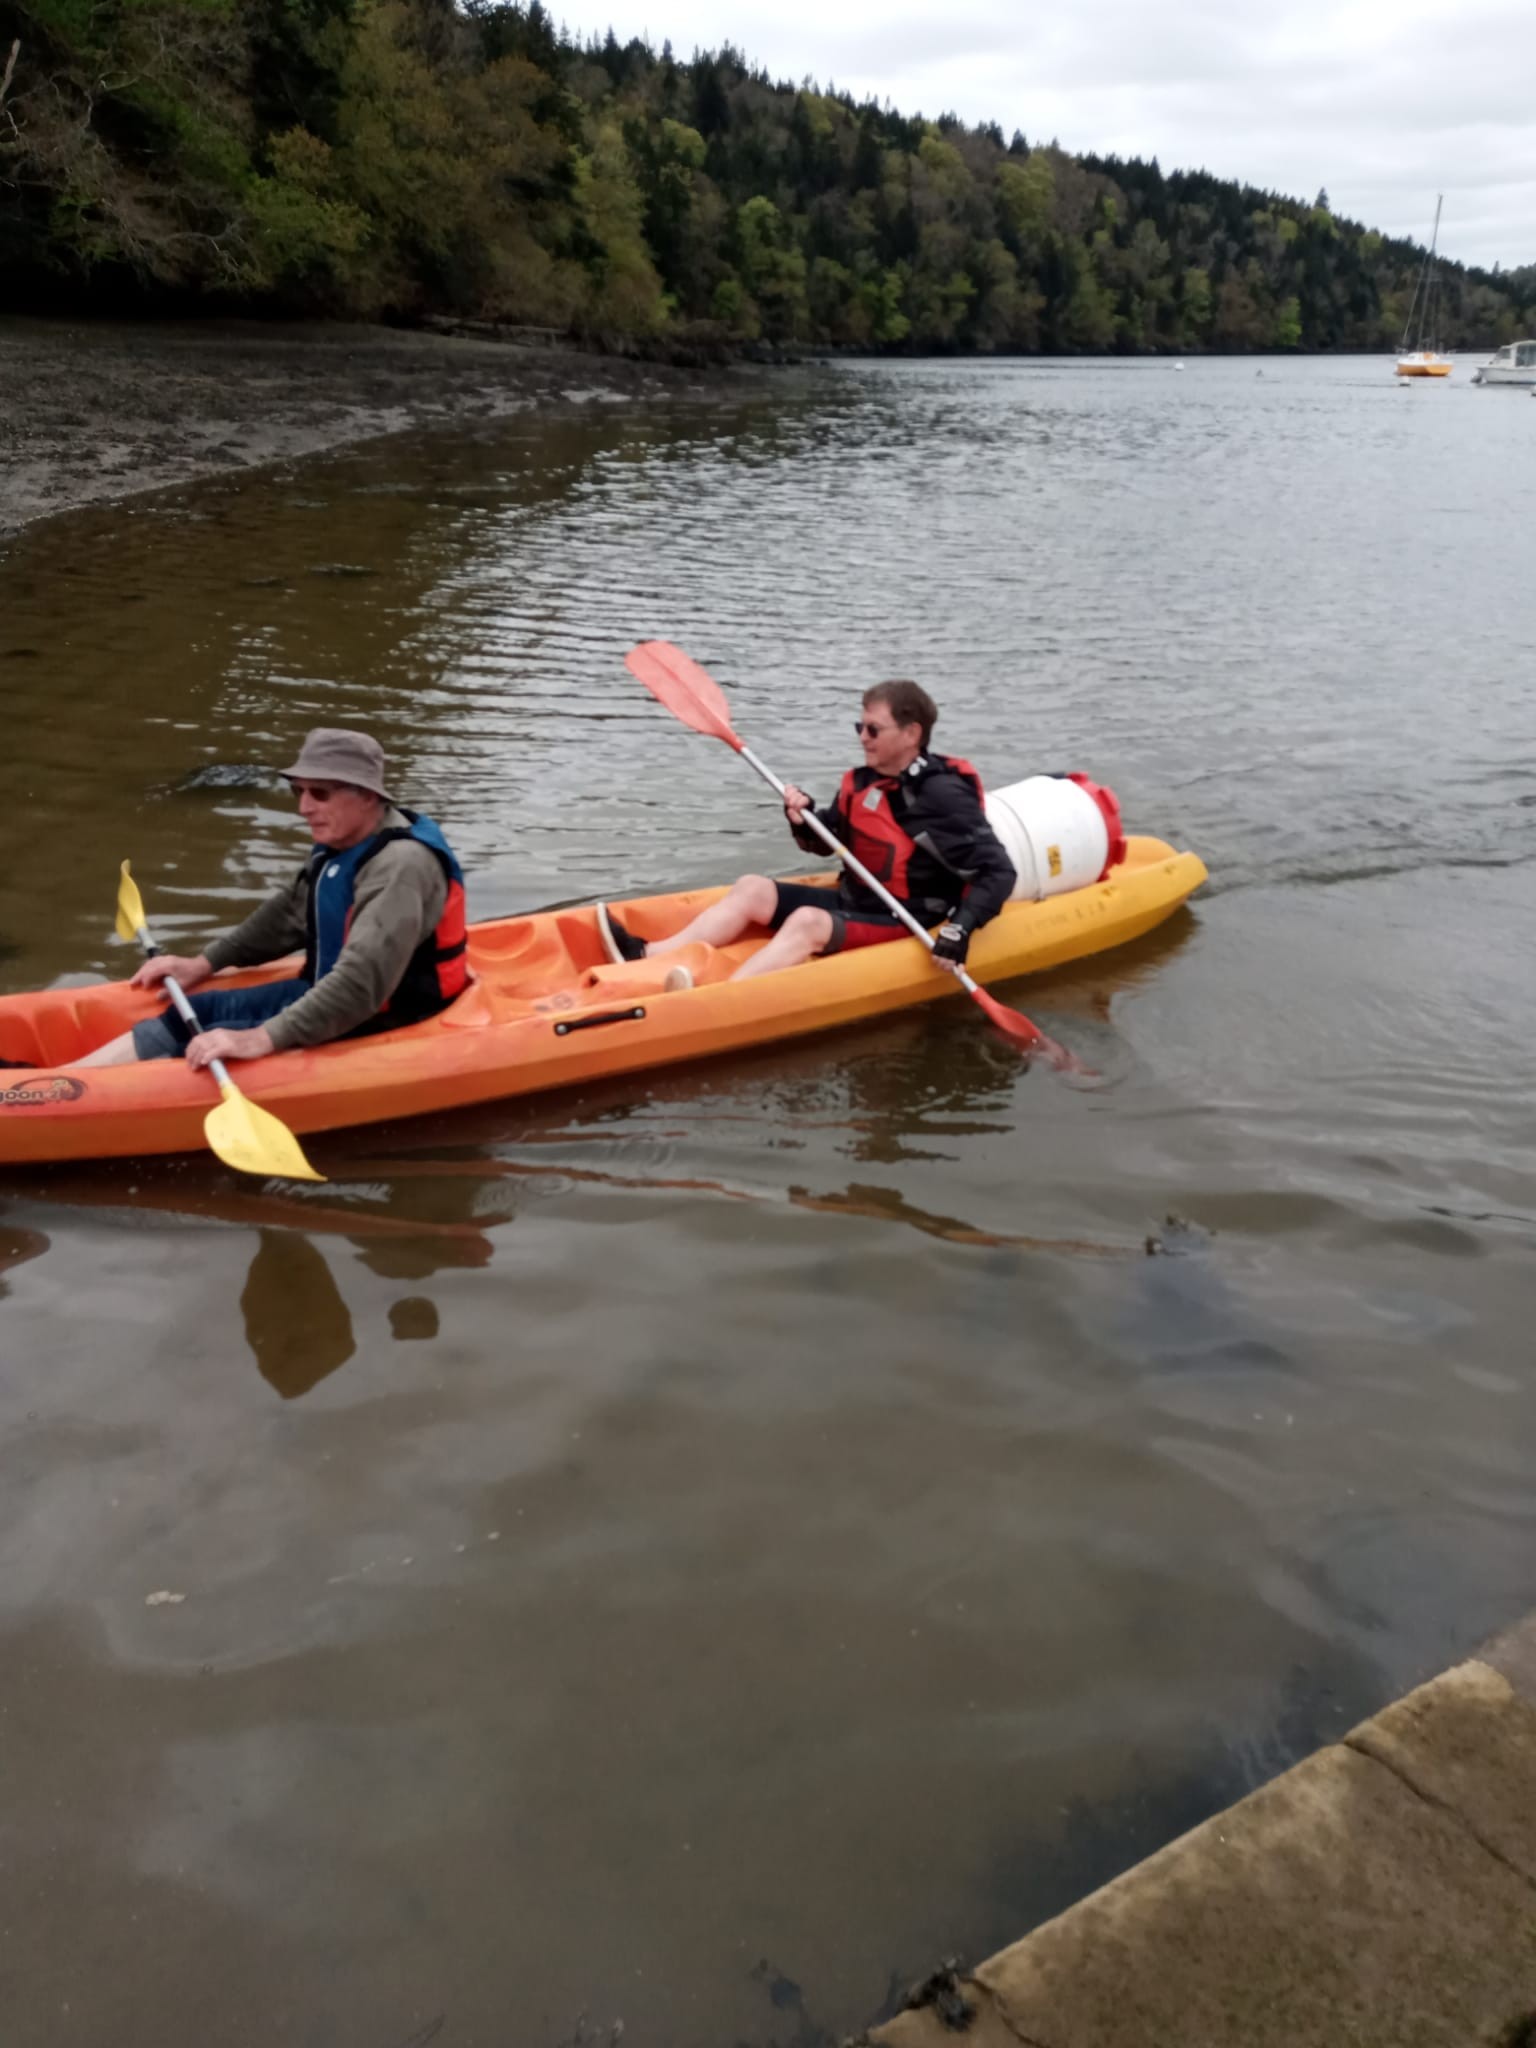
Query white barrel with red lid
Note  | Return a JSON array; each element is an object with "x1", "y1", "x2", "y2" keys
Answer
[{"x1": 985, "y1": 774, "x2": 1126, "y2": 901}]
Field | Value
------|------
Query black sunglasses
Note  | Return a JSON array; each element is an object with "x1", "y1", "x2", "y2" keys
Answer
[{"x1": 854, "y1": 720, "x2": 894, "y2": 739}]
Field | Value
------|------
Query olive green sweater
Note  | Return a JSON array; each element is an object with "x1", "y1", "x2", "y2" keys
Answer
[{"x1": 202, "y1": 809, "x2": 448, "y2": 1051}]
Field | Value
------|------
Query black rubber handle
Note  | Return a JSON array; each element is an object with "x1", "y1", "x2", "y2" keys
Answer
[{"x1": 553, "y1": 1006, "x2": 647, "y2": 1037}]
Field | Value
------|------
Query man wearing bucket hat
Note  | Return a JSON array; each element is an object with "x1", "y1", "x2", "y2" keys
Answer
[{"x1": 76, "y1": 728, "x2": 468, "y2": 1069}]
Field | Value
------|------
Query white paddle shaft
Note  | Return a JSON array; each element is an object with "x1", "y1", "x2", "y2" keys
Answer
[{"x1": 137, "y1": 925, "x2": 235, "y2": 1094}]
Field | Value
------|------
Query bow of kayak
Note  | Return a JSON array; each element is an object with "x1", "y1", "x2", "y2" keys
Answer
[{"x1": 0, "y1": 835, "x2": 1206, "y2": 1164}]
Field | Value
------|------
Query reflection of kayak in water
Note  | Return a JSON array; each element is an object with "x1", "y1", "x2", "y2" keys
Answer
[{"x1": 0, "y1": 836, "x2": 1205, "y2": 1166}]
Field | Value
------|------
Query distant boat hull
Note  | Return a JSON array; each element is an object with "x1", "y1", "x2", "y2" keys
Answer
[{"x1": 1395, "y1": 352, "x2": 1452, "y2": 378}]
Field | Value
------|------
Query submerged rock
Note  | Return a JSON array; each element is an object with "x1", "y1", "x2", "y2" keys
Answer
[
  {"x1": 1144, "y1": 1211, "x2": 1212, "y2": 1258},
  {"x1": 171, "y1": 762, "x2": 283, "y2": 793}
]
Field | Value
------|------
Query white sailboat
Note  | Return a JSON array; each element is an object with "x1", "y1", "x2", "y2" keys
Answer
[{"x1": 1395, "y1": 196, "x2": 1452, "y2": 377}]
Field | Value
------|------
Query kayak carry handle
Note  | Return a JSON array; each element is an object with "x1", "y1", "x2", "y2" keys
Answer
[{"x1": 553, "y1": 1006, "x2": 647, "y2": 1037}]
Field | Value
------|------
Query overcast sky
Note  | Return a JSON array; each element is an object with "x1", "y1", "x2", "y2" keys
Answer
[{"x1": 555, "y1": 0, "x2": 1535, "y2": 272}]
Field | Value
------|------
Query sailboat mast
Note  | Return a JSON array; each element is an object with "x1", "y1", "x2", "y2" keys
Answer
[
  {"x1": 1399, "y1": 194, "x2": 1443, "y2": 355},
  {"x1": 1425, "y1": 193, "x2": 1443, "y2": 351}
]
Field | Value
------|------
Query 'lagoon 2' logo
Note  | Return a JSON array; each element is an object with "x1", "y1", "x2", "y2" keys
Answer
[{"x1": 0, "y1": 1075, "x2": 87, "y2": 1109}]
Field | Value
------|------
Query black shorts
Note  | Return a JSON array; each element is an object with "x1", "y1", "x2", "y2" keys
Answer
[{"x1": 769, "y1": 880, "x2": 908, "y2": 956}]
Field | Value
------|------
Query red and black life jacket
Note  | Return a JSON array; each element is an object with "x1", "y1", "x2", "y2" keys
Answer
[
  {"x1": 302, "y1": 809, "x2": 468, "y2": 1029},
  {"x1": 832, "y1": 754, "x2": 988, "y2": 919}
]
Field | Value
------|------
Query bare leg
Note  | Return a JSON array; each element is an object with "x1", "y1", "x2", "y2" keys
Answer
[
  {"x1": 644, "y1": 875, "x2": 783, "y2": 958},
  {"x1": 730, "y1": 906, "x2": 835, "y2": 982},
  {"x1": 72, "y1": 1030, "x2": 144, "y2": 1069}
]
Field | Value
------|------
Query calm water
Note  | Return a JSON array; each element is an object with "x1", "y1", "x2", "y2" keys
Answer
[{"x1": 1, "y1": 356, "x2": 1534, "y2": 2047}]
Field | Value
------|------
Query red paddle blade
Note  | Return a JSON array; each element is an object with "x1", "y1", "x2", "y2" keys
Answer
[
  {"x1": 968, "y1": 981, "x2": 1045, "y2": 1050},
  {"x1": 966, "y1": 981, "x2": 1085, "y2": 1072},
  {"x1": 626, "y1": 641, "x2": 743, "y2": 750}
]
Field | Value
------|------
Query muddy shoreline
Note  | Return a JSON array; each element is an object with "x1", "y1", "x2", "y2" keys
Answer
[{"x1": 0, "y1": 317, "x2": 746, "y2": 539}]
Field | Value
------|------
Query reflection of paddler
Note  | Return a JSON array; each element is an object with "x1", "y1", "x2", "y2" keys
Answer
[
  {"x1": 20, "y1": 1172, "x2": 492, "y2": 1393},
  {"x1": 240, "y1": 1234, "x2": 447, "y2": 1397},
  {"x1": 242, "y1": 1228, "x2": 357, "y2": 1399},
  {"x1": 68, "y1": 730, "x2": 468, "y2": 1072}
]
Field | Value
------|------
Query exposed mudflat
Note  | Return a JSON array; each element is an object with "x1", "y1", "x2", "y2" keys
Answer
[{"x1": 0, "y1": 316, "x2": 735, "y2": 538}]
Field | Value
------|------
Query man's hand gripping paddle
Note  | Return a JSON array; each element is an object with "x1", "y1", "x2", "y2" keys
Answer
[
  {"x1": 115, "y1": 861, "x2": 324, "y2": 1181},
  {"x1": 623, "y1": 641, "x2": 1078, "y2": 1068}
]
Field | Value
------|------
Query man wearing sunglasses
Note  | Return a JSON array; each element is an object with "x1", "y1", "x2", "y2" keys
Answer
[
  {"x1": 75, "y1": 728, "x2": 467, "y2": 1069},
  {"x1": 596, "y1": 680, "x2": 1016, "y2": 983}
]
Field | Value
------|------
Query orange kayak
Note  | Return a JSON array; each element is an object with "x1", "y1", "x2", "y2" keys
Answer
[{"x1": 0, "y1": 836, "x2": 1206, "y2": 1165}]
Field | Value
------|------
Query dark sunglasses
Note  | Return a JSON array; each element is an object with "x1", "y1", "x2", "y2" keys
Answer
[
  {"x1": 853, "y1": 720, "x2": 894, "y2": 739},
  {"x1": 289, "y1": 780, "x2": 342, "y2": 801}
]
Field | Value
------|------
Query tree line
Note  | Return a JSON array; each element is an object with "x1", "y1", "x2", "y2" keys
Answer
[{"x1": 2, "y1": 0, "x2": 1532, "y2": 354}]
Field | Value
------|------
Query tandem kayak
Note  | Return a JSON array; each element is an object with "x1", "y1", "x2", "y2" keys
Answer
[{"x1": 0, "y1": 836, "x2": 1205, "y2": 1166}]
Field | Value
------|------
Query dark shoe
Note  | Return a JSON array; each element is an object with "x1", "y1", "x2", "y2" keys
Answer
[{"x1": 596, "y1": 903, "x2": 647, "y2": 964}]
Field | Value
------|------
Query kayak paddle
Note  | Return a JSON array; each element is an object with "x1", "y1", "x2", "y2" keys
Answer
[
  {"x1": 115, "y1": 860, "x2": 324, "y2": 1181},
  {"x1": 623, "y1": 641, "x2": 1075, "y2": 1066}
]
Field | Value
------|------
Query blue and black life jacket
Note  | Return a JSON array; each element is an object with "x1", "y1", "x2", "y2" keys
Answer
[{"x1": 302, "y1": 809, "x2": 468, "y2": 1028}]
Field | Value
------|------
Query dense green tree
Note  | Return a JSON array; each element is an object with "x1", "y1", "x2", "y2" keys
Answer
[{"x1": 2, "y1": 0, "x2": 1531, "y2": 350}]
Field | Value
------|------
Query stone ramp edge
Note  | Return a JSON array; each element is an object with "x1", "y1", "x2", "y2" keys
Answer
[{"x1": 855, "y1": 1615, "x2": 1536, "y2": 2048}]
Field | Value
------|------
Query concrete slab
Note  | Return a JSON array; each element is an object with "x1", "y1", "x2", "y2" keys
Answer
[
  {"x1": 1346, "y1": 1659, "x2": 1536, "y2": 1886},
  {"x1": 860, "y1": 1627, "x2": 1536, "y2": 2048},
  {"x1": 970, "y1": 1743, "x2": 1536, "y2": 2048}
]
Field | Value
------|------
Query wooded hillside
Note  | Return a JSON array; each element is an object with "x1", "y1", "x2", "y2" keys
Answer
[{"x1": 3, "y1": 0, "x2": 1532, "y2": 353}]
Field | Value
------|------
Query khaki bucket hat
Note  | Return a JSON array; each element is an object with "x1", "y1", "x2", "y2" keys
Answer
[{"x1": 281, "y1": 728, "x2": 389, "y2": 799}]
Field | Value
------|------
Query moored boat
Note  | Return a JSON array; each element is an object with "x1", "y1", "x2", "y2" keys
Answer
[
  {"x1": 1395, "y1": 350, "x2": 1452, "y2": 379},
  {"x1": 0, "y1": 835, "x2": 1206, "y2": 1165},
  {"x1": 1471, "y1": 340, "x2": 1536, "y2": 387},
  {"x1": 1395, "y1": 196, "x2": 1453, "y2": 379}
]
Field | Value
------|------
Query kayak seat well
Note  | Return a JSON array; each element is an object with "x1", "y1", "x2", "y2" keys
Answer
[
  {"x1": 0, "y1": 989, "x2": 149, "y2": 1067},
  {"x1": 466, "y1": 917, "x2": 577, "y2": 999},
  {"x1": 467, "y1": 908, "x2": 696, "y2": 1002}
]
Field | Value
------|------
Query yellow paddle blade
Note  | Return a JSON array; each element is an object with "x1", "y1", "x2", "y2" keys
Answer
[
  {"x1": 117, "y1": 856, "x2": 322, "y2": 1179},
  {"x1": 206, "y1": 1078, "x2": 325, "y2": 1183},
  {"x1": 115, "y1": 859, "x2": 147, "y2": 944}
]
